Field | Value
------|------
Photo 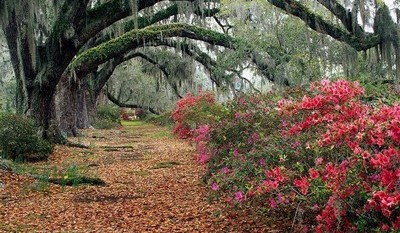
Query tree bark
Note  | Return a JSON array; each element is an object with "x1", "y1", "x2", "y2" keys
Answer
[
  {"x1": 56, "y1": 75, "x2": 79, "y2": 137},
  {"x1": 76, "y1": 83, "x2": 91, "y2": 129}
]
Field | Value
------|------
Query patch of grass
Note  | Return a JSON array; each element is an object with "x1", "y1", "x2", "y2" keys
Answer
[
  {"x1": 142, "y1": 153, "x2": 153, "y2": 160},
  {"x1": 103, "y1": 148, "x2": 119, "y2": 152},
  {"x1": 93, "y1": 119, "x2": 120, "y2": 129},
  {"x1": 121, "y1": 120, "x2": 148, "y2": 127},
  {"x1": 49, "y1": 176, "x2": 106, "y2": 187},
  {"x1": 149, "y1": 128, "x2": 172, "y2": 139},
  {"x1": 11, "y1": 162, "x2": 56, "y2": 177},
  {"x1": 128, "y1": 169, "x2": 151, "y2": 177},
  {"x1": 25, "y1": 177, "x2": 50, "y2": 193},
  {"x1": 101, "y1": 145, "x2": 134, "y2": 151},
  {"x1": 12, "y1": 162, "x2": 103, "y2": 190},
  {"x1": 80, "y1": 150, "x2": 95, "y2": 156},
  {"x1": 26, "y1": 213, "x2": 47, "y2": 220},
  {"x1": 14, "y1": 224, "x2": 30, "y2": 232},
  {"x1": 152, "y1": 161, "x2": 181, "y2": 169}
]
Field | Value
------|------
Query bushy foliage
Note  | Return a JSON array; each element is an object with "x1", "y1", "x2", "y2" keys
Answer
[
  {"x1": 96, "y1": 105, "x2": 120, "y2": 122},
  {"x1": 171, "y1": 92, "x2": 226, "y2": 139},
  {"x1": 172, "y1": 79, "x2": 400, "y2": 232},
  {"x1": 93, "y1": 105, "x2": 120, "y2": 129},
  {"x1": 120, "y1": 108, "x2": 130, "y2": 121},
  {"x1": 145, "y1": 112, "x2": 174, "y2": 126},
  {"x1": 135, "y1": 108, "x2": 147, "y2": 119},
  {"x1": 93, "y1": 119, "x2": 120, "y2": 129},
  {"x1": 280, "y1": 79, "x2": 399, "y2": 232},
  {"x1": 0, "y1": 114, "x2": 53, "y2": 161}
]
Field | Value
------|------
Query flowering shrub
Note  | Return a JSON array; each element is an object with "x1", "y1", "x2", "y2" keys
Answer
[
  {"x1": 172, "y1": 79, "x2": 400, "y2": 232},
  {"x1": 120, "y1": 108, "x2": 130, "y2": 121},
  {"x1": 280, "y1": 79, "x2": 399, "y2": 232},
  {"x1": 171, "y1": 92, "x2": 225, "y2": 139}
]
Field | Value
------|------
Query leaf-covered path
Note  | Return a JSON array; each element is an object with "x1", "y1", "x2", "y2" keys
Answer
[{"x1": 0, "y1": 122, "x2": 277, "y2": 232}]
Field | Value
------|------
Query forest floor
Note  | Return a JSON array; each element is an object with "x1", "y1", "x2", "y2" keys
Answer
[{"x1": 0, "y1": 121, "x2": 292, "y2": 232}]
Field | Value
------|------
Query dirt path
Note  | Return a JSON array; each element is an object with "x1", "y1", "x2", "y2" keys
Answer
[{"x1": 0, "y1": 122, "x2": 276, "y2": 232}]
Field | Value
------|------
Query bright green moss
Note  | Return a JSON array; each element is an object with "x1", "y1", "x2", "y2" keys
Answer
[{"x1": 69, "y1": 23, "x2": 236, "y2": 74}]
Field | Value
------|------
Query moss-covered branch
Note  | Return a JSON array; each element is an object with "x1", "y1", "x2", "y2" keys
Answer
[
  {"x1": 78, "y1": 0, "x2": 206, "y2": 43},
  {"x1": 78, "y1": 0, "x2": 161, "y2": 41},
  {"x1": 69, "y1": 23, "x2": 235, "y2": 78},
  {"x1": 39, "y1": 0, "x2": 91, "y2": 83},
  {"x1": 146, "y1": 40, "x2": 222, "y2": 86},
  {"x1": 106, "y1": 91, "x2": 159, "y2": 115},
  {"x1": 87, "y1": 4, "x2": 220, "y2": 51},
  {"x1": 267, "y1": 0, "x2": 381, "y2": 51},
  {"x1": 91, "y1": 51, "x2": 182, "y2": 99},
  {"x1": 316, "y1": 0, "x2": 355, "y2": 33}
]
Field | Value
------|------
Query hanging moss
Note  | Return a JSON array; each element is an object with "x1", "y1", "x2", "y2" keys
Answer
[
  {"x1": 86, "y1": 0, "x2": 127, "y2": 25},
  {"x1": 373, "y1": 4, "x2": 399, "y2": 79}
]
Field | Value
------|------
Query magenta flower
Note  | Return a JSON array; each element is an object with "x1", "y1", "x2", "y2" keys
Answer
[
  {"x1": 234, "y1": 112, "x2": 241, "y2": 119},
  {"x1": 315, "y1": 157, "x2": 323, "y2": 166},
  {"x1": 222, "y1": 167, "x2": 229, "y2": 174},
  {"x1": 211, "y1": 182, "x2": 218, "y2": 191},
  {"x1": 233, "y1": 149, "x2": 239, "y2": 157},
  {"x1": 269, "y1": 199, "x2": 276, "y2": 208},
  {"x1": 235, "y1": 191, "x2": 244, "y2": 202},
  {"x1": 259, "y1": 158, "x2": 265, "y2": 166}
]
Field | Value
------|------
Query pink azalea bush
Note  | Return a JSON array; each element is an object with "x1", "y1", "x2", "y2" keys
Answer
[
  {"x1": 171, "y1": 92, "x2": 225, "y2": 139},
  {"x1": 171, "y1": 79, "x2": 400, "y2": 232},
  {"x1": 280, "y1": 79, "x2": 399, "y2": 232}
]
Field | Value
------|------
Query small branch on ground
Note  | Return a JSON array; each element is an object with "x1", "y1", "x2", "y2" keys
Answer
[
  {"x1": 0, "y1": 160, "x2": 12, "y2": 172},
  {"x1": 46, "y1": 176, "x2": 106, "y2": 186},
  {"x1": 65, "y1": 141, "x2": 90, "y2": 149}
]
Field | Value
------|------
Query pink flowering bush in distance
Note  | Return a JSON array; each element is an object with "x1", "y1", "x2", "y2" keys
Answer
[
  {"x1": 171, "y1": 79, "x2": 399, "y2": 232},
  {"x1": 171, "y1": 91, "x2": 225, "y2": 140}
]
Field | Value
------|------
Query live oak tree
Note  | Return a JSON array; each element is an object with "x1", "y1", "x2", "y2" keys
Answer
[{"x1": 0, "y1": 0, "x2": 231, "y2": 141}]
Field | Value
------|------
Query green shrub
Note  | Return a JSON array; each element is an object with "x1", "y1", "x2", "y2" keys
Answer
[
  {"x1": 92, "y1": 118, "x2": 120, "y2": 129},
  {"x1": 145, "y1": 112, "x2": 174, "y2": 126},
  {"x1": 96, "y1": 105, "x2": 120, "y2": 122},
  {"x1": 0, "y1": 113, "x2": 53, "y2": 161},
  {"x1": 135, "y1": 108, "x2": 147, "y2": 119},
  {"x1": 93, "y1": 105, "x2": 121, "y2": 129}
]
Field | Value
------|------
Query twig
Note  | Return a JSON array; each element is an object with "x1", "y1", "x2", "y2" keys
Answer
[
  {"x1": 0, "y1": 160, "x2": 12, "y2": 172},
  {"x1": 65, "y1": 141, "x2": 90, "y2": 149},
  {"x1": 291, "y1": 201, "x2": 302, "y2": 232}
]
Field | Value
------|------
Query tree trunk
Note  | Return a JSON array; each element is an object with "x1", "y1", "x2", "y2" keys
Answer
[
  {"x1": 56, "y1": 75, "x2": 79, "y2": 137},
  {"x1": 29, "y1": 82, "x2": 65, "y2": 143},
  {"x1": 76, "y1": 83, "x2": 91, "y2": 129},
  {"x1": 75, "y1": 73, "x2": 102, "y2": 129}
]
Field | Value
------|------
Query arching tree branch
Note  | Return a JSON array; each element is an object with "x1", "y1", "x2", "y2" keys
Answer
[
  {"x1": 79, "y1": 0, "x2": 219, "y2": 44},
  {"x1": 85, "y1": 4, "x2": 220, "y2": 51},
  {"x1": 127, "y1": 51, "x2": 183, "y2": 98},
  {"x1": 69, "y1": 23, "x2": 235, "y2": 79},
  {"x1": 88, "y1": 50, "x2": 183, "y2": 106},
  {"x1": 106, "y1": 91, "x2": 159, "y2": 115},
  {"x1": 267, "y1": 0, "x2": 381, "y2": 51}
]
